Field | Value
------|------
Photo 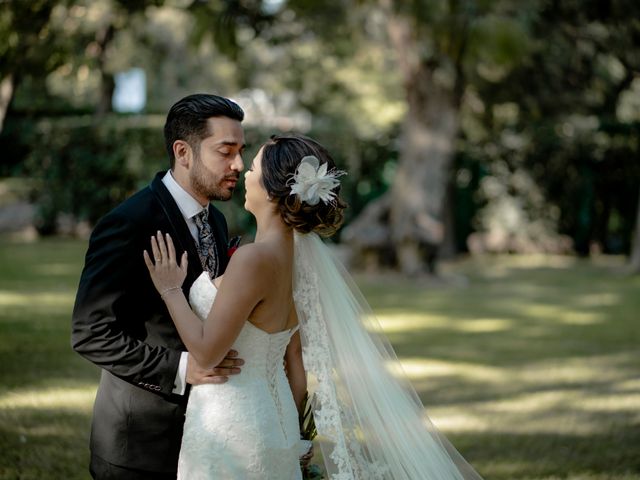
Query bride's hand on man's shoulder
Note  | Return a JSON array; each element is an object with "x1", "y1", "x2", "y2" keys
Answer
[{"x1": 143, "y1": 231, "x2": 188, "y2": 298}]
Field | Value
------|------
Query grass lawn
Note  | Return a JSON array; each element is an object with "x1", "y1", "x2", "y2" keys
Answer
[{"x1": 0, "y1": 237, "x2": 639, "y2": 479}]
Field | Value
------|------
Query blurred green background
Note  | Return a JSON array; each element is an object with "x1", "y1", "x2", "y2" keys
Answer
[{"x1": 0, "y1": 0, "x2": 639, "y2": 478}]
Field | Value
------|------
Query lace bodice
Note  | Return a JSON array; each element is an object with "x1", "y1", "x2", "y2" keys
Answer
[{"x1": 189, "y1": 271, "x2": 298, "y2": 380}]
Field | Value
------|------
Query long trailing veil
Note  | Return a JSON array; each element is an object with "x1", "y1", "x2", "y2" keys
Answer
[{"x1": 293, "y1": 232, "x2": 483, "y2": 480}]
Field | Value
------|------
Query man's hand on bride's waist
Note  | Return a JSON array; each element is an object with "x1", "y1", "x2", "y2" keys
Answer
[{"x1": 186, "y1": 350, "x2": 245, "y2": 385}]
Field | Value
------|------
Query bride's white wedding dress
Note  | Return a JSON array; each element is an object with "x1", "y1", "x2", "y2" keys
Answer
[{"x1": 178, "y1": 271, "x2": 302, "y2": 479}]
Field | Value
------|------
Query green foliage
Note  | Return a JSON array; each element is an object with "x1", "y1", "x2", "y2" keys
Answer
[
  {"x1": 464, "y1": 0, "x2": 640, "y2": 254},
  {"x1": 187, "y1": 0, "x2": 276, "y2": 61},
  {"x1": 468, "y1": 13, "x2": 532, "y2": 73},
  {"x1": 1, "y1": 114, "x2": 167, "y2": 234},
  {"x1": 0, "y1": 0, "x2": 63, "y2": 79}
]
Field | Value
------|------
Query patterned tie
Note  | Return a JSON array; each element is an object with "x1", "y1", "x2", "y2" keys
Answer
[{"x1": 193, "y1": 208, "x2": 218, "y2": 278}]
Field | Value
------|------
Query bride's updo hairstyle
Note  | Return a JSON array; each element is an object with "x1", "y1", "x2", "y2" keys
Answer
[{"x1": 260, "y1": 133, "x2": 347, "y2": 237}]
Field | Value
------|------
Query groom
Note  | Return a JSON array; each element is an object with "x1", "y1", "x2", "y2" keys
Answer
[{"x1": 72, "y1": 93, "x2": 246, "y2": 478}]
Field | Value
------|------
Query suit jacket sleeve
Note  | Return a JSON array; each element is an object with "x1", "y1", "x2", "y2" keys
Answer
[{"x1": 71, "y1": 210, "x2": 182, "y2": 397}]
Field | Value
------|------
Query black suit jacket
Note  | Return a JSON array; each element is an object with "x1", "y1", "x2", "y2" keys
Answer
[{"x1": 71, "y1": 172, "x2": 230, "y2": 473}]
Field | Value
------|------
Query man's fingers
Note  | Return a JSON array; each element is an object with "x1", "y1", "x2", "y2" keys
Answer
[
  {"x1": 211, "y1": 367, "x2": 241, "y2": 375},
  {"x1": 216, "y1": 358, "x2": 245, "y2": 368},
  {"x1": 199, "y1": 376, "x2": 228, "y2": 385}
]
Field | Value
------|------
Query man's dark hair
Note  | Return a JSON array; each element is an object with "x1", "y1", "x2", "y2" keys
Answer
[{"x1": 164, "y1": 93, "x2": 245, "y2": 168}]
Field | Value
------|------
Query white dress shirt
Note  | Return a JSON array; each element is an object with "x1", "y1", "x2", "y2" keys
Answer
[{"x1": 162, "y1": 170, "x2": 209, "y2": 395}]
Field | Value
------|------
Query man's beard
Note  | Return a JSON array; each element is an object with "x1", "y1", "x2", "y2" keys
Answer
[{"x1": 190, "y1": 153, "x2": 238, "y2": 202}]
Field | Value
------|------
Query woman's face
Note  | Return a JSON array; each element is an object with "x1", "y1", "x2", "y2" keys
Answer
[{"x1": 243, "y1": 147, "x2": 269, "y2": 214}]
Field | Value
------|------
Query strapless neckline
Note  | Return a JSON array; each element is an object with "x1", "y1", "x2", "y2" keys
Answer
[{"x1": 196, "y1": 271, "x2": 298, "y2": 337}]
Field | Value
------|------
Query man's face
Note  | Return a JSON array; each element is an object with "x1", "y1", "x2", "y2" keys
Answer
[{"x1": 189, "y1": 117, "x2": 245, "y2": 202}]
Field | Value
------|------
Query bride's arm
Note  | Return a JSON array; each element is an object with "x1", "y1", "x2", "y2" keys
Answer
[
  {"x1": 285, "y1": 324, "x2": 306, "y2": 414},
  {"x1": 145, "y1": 232, "x2": 266, "y2": 370}
]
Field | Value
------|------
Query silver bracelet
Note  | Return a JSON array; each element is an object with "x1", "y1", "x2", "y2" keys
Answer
[{"x1": 160, "y1": 286, "x2": 181, "y2": 299}]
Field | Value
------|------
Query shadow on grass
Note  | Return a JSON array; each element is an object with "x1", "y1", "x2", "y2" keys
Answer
[
  {"x1": 0, "y1": 405, "x2": 92, "y2": 480},
  {"x1": 453, "y1": 428, "x2": 640, "y2": 479}
]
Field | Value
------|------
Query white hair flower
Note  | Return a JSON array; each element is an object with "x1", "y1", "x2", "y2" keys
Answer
[{"x1": 288, "y1": 156, "x2": 345, "y2": 206}]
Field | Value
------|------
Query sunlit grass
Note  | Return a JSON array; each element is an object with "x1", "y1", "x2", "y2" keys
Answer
[
  {"x1": 0, "y1": 237, "x2": 639, "y2": 479},
  {"x1": 0, "y1": 291, "x2": 76, "y2": 308},
  {"x1": 0, "y1": 386, "x2": 97, "y2": 411}
]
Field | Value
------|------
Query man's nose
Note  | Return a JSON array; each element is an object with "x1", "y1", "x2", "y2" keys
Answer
[{"x1": 231, "y1": 154, "x2": 244, "y2": 172}]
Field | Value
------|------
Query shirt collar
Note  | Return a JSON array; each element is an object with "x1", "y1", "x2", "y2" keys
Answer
[{"x1": 161, "y1": 170, "x2": 207, "y2": 221}]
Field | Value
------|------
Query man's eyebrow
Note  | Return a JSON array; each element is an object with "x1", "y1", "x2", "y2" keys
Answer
[{"x1": 215, "y1": 140, "x2": 247, "y2": 149}]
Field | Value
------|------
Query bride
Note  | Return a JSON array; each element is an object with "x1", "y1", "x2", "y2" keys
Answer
[{"x1": 144, "y1": 133, "x2": 483, "y2": 479}]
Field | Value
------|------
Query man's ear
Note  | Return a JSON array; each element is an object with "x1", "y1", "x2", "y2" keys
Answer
[{"x1": 173, "y1": 140, "x2": 192, "y2": 168}]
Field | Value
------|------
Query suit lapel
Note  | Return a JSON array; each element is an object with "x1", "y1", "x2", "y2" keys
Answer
[{"x1": 149, "y1": 173, "x2": 203, "y2": 282}]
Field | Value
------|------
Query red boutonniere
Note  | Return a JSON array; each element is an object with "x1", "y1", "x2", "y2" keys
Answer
[{"x1": 228, "y1": 236, "x2": 241, "y2": 258}]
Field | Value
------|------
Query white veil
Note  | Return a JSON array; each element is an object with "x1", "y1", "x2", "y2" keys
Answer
[{"x1": 293, "y1": 232, "x2": 483, "y2": 480}]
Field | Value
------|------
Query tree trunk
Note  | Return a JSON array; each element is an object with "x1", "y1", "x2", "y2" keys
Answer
[
  {"x1": 440, "y1": 178, "x2": 458, "y2": 259},
  {"x1": 385, "y1": 7, "x2": 459, "y2": 276},
  {"x1": 390, "y1": 85, "x2": 458, "y2": 275},
  {"x1": 95, "y1": 23, "x2": 116, "y2": 116},
  {"x1": 629, "y1": 190, "x2": 640, "y2": 273},
  {"x1": 0, "y1": 74, "x2": 15, "y2": 134}
]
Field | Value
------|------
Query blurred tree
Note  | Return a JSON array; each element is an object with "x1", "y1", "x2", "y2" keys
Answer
[
  {"x1": 376, "y1": 0, "x2": 532, "y2": 273},
  {"x1": 269, "y1": 0, "x2": 531, "y2": 274},
  {"x1": 274, "y1": 0, "x2": 639, "y2": 267},
  {"x1": 0, "y1": 0, "x2": 66, "y2": 130},
  {"x1": 76, "y1": 0, "x2": 168, "y2": 116},
  {"x1": 473, "y1": 0, "x2": 640, "y2": 256},
  {"x1": 0, "y1": 0, "x2": 169, "y2": 123},
  {"x1": 3, "y1": 0, "x2": 638, "y2": 259},
  {"x1": 182, "y1": 0, "x2": 406, "y2": 235}
]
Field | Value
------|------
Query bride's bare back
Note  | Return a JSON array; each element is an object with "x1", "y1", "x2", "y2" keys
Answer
[{"x1": 213, "y1": 237, "x2": 297, "y2": 334}]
